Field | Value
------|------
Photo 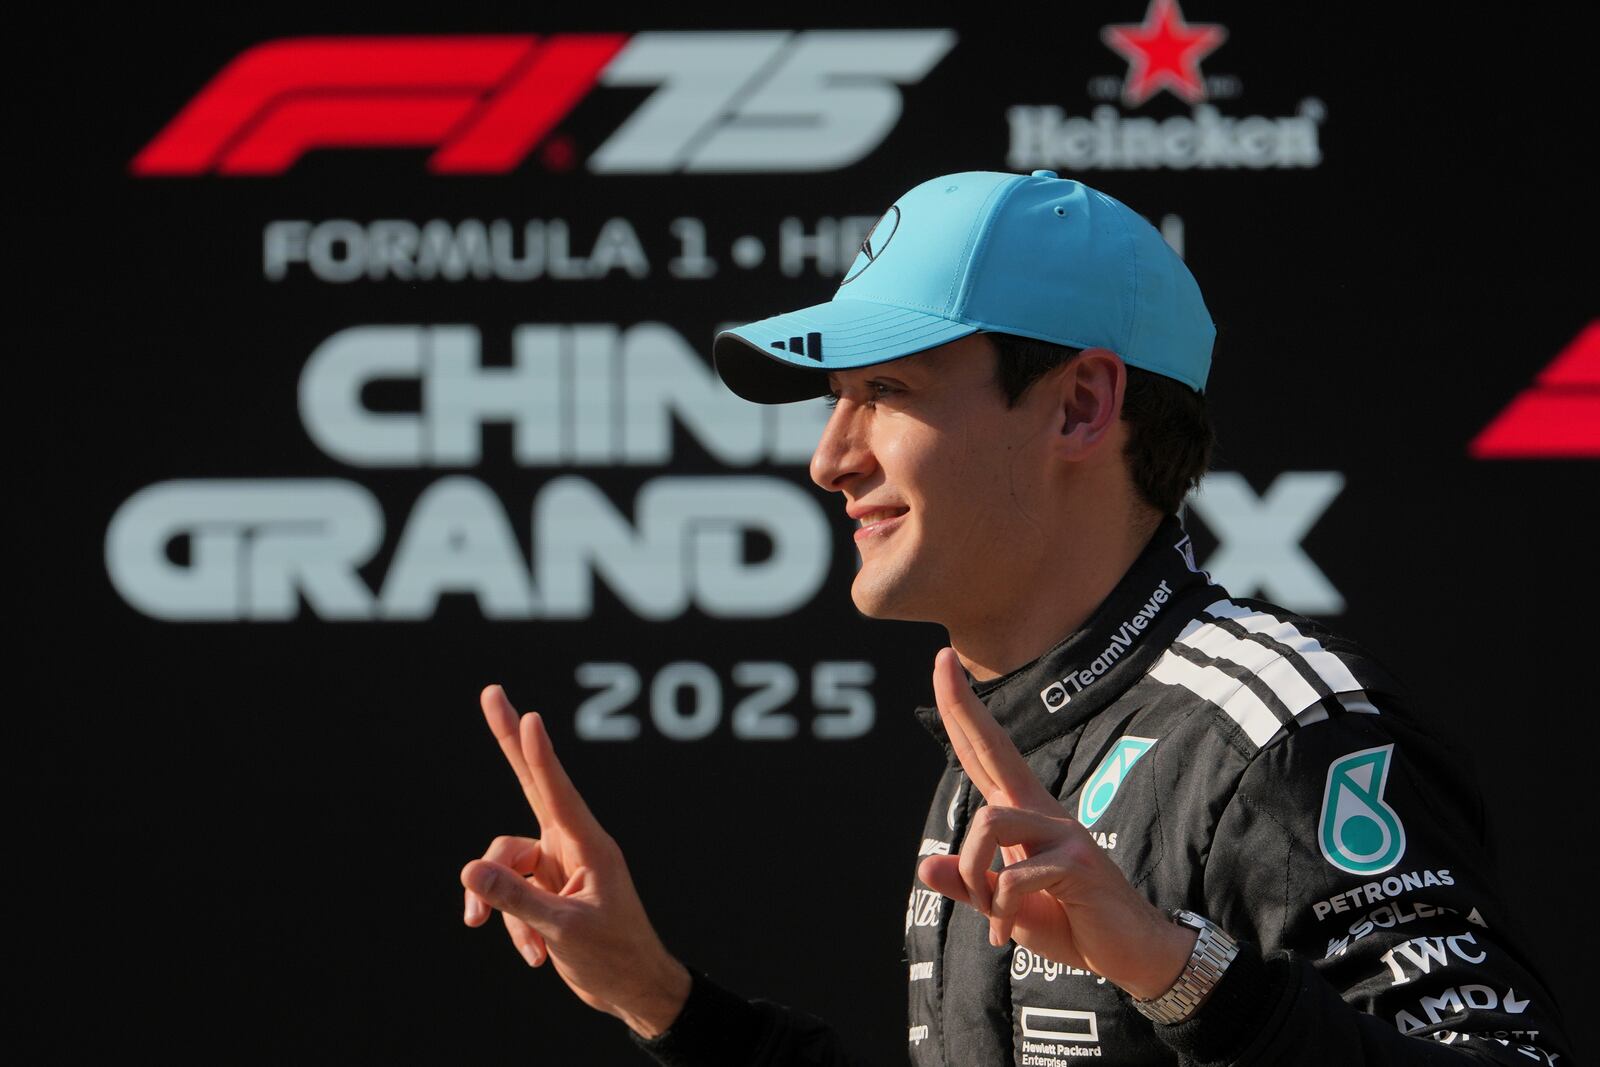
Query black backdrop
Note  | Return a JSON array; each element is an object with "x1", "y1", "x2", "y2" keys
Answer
[{"x1": 22, "y1": 4, "x2": 1596, "y2": 1062}]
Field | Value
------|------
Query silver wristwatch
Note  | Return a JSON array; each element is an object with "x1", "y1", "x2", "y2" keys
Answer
[{"x1": 1131, "y1": 908, "x2": 1240, "y2": 1025}]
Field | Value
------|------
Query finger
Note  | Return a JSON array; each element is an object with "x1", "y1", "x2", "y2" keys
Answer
[
  {"x1": 465, "y1": 886, "x2": 488, "y2": 926},
  {"x1": 461, "y1": 859, "x2": 567, "y2": 931},
  {"x1": 992, "y1": 848, "x2": 1075, "y2": 923},
  {"x1": 918, "y1": 854, "x2": 998, "y2": 909},
  {"x1": 503, "y1": 906, "x2": 549, "y2": 967},
  {"x1": 467, "y1": 834, "x2": 553, "y2": 927},
  {"x1": 958, "y1": 806, "x2": 1071, "y2": 914},
  {"x1": 520, "y1": 710, "x2": 605, "y2": 840},
  {"x1": 464, "y1": 834, "x2": 546, "y2": 926},
  {"x1": 481, "y1": 685, "x2": 547, "y2": 822},
  {"x1": 934, "y1": 649, "x2": 1054, "y2": 809},
  {"x1": 958, "y1": 806, "x2": 1009, "y2": 914},
  {"x1": 479, "y1": 836, "x2": 553, "y2": 964},
  {"x1": 483, "y1": 834, "x2": 543, "y2": 873},
  {"x1": 990, "y1": 849, "x2": 1077, "y2": 948},
  {"x1": 560, "y1": 865, "x2": 593, "y2": 898},
  {"x1": 933, "y1": 649, "x2": 999, "y2": 800}
]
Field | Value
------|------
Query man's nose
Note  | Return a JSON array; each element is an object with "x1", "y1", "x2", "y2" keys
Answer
[{"x1": 809, "y1": 403, "x2": 873, "y2": 492}]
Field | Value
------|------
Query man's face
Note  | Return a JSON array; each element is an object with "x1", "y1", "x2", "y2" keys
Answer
[{"x1": 809, "y1": 334, "x2": 1061, "y2": 624}]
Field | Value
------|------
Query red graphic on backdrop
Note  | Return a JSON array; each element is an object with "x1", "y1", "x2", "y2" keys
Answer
[
  {"x1": 1470, "y1": 322, "x2": 1600, "y2": 459},
  {"x1": 130, "y1": 35, "x2": 625, "y2": 175},
  {"x1": 1102, "y1": 0, "x2": 1227, "y2": 107}
]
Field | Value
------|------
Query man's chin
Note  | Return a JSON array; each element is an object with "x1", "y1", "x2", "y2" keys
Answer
[{"x1": 849, "y1": 572, "x2": 924, "y2": 622}]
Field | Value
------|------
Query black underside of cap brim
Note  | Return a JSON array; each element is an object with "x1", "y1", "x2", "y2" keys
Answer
[{"x1": 713, "y1": 333, "x2": 833, "y2": 404}]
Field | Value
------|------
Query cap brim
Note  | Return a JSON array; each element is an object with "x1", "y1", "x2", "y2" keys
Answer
[{"x1": 714, "y1": 299, "x2": 979, "y2": 403}]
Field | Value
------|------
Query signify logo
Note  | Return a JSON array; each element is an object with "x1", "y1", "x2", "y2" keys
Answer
[{"x1": 1039, "y1": 579, "x2": 1173, "y2": 711}]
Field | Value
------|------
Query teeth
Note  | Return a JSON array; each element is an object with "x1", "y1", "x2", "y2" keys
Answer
[{"x1": 858, "y1": 509, "x2": 903, "y2": 526}]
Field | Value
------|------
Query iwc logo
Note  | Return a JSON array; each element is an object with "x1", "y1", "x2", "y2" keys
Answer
[
  {"x1": 1319, "y1": 744, "x2": 1407, "y2": 875},
  {"x1": 1077, "y1": 735, "x2": 1157, "y2": 826}
]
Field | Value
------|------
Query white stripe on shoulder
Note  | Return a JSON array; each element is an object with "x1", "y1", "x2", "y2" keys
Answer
[
  {"x1": 1261, "y1": 690, "x2": 1380, "y2": 748},
  {"x1": 1147, "y1": 649, "x2": 1281, "y2": 747},
  {"x1": 1175, "y1": 618, "x2": 1324, "y2": 715},
  {"x1": 1337, "y1": 692, "x2": 1380, "y2": 715},
  {"x1": 1202, "y1": 600, "x2": 1363, "y2": 694}
]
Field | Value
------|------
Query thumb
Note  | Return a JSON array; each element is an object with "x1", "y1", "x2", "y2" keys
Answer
[
  {"x1": 462, "y1": 859, "x2": 565, "y2": 928},
  {"x1": 561, "y1": 865, "x2": 594, "y2": 898}
]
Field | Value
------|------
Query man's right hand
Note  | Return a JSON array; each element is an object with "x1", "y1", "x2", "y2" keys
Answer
[{"x1": 461, "y1": 684, "x2": 691, "y2": 1038}]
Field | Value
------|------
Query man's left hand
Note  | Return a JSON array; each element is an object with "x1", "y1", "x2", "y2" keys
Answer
[{"x1": 916, "y1": 647, "x2": 1196, "y2": 1001}]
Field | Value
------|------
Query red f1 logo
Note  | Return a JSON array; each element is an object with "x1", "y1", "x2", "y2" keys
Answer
[
  {"x1": 132, "y1": 31, "x2": 956, "y2": 176},
  {"x1": 131, "y1": 36, "x2": 624, "y2": 175},
  {"x1": 1470, "y1": 321, "x2": 1600, "y2": 459}
]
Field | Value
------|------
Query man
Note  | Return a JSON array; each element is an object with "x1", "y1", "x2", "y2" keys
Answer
[{"x1": 460, "y1": 171, "x2": 1571, "y2": 1064}]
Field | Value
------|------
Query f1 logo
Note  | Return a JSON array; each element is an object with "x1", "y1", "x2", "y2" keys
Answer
[
  {"x1": 133, "y1": 31, "x2": 956, "y2": 176},
  {"x1": 131, "y1": 36, "x2": 624, "y2": 175}
]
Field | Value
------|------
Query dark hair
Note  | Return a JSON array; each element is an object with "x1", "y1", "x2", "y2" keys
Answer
[{"x1": 987, "y1": 333, "x2": 1215, "y2": 515}]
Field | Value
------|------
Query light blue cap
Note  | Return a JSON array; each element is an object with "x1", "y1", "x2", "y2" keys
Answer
[{"x1": 714, "y1": 170, "x2": 1214, "y2": 402}]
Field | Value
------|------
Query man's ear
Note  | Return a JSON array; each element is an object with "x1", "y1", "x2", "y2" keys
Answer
[{"x1": 1051, "y1": 348, "x2": 1127, "y2": 459}]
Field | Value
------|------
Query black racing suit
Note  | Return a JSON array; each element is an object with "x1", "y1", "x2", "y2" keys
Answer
[{"x1": 637, "y1": 517, "x2": 1572, "y2": 1065}]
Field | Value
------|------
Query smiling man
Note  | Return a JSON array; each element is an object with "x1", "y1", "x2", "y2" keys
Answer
[
  {"x1": 462, "y1": 171, "x2": 1570, "y2": 1065},
  {"x1": 804, "y1": 332, "x2": 1167, "y2": 683}
]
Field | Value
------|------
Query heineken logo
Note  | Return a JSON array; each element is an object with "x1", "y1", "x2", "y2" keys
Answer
[
  {"x1": 1077, "y1": 736, "x2": 1157, "y2": 827},
  {"x1": 1319, "y1": 744, "x2": 1407, "y2": 875}
]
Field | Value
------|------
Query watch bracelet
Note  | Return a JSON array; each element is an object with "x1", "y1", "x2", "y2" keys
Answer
[{"x1": 1131, "y1": 908, "x2": 1240, "y2": 1025}]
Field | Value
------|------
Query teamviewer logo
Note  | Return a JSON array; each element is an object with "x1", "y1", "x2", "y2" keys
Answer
[{"x1": 1040, "y1": 681, "x2": 1071, "y2": 713}]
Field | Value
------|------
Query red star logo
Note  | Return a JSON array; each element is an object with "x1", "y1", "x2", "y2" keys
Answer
[{"x1": 1102, "y1": 0, "x2": 1227, "y2": 107}]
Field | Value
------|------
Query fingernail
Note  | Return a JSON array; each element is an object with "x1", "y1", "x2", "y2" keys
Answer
[
  {"x1": 519, "y1": 942, "x2": 543, "y2": 967},
  {"x1": 470, "y1": 867, "x2": 498, "y2": 897}
]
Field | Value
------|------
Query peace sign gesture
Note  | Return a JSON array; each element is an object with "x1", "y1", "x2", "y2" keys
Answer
[
  {"x1": 915, "y1": 650, "x2": 1196, "y2": 1001},
  {"x1": 461, "y1": 685, "x2": 690, "y2": 1037}
]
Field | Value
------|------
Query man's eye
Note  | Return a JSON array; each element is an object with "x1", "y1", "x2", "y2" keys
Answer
[
  {"x1": 823, "y1": 382, "x2": 894, "y2": 409},
  {"x1": 864, "y1": 381, "x2": 899, "y2": 406}
]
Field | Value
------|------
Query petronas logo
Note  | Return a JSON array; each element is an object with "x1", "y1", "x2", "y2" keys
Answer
[
  {"x1": 1077, "y1": 736, "x2": 1157, "y2": 827},
  {"x1": 1319, "y1": 744, "x2": 1407, "y2": 875}
]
